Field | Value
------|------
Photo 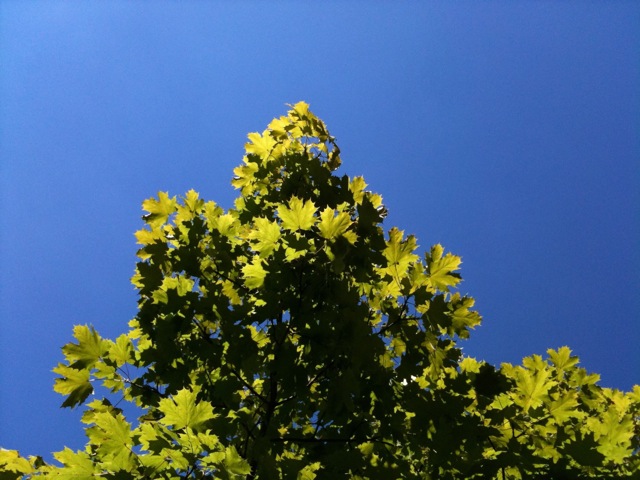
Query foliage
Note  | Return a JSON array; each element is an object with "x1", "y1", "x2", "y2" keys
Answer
[{"x1": 1, "y1": 103, "x2": 638, "y2": 479}]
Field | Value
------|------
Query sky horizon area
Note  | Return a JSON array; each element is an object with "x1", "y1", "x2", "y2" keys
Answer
[{"x1": 1, "y1": 2, "x2": 638, "y2": 460}]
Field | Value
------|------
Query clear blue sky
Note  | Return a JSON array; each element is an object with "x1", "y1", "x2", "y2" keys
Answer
[{"x1": 1, "y1": 2, "x2": 638, "y2": 460}]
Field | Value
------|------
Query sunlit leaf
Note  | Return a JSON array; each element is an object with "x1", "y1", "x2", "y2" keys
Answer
[
  {"x1": 158, "y1": 387, "x2": 216, "y2": 431},
  {"x1": 142, "y1": 191, "x2": 177, "y2": 228},
  {"x1": 242, "y1": 256, "x2": 267, "y2": 289},
  {"x1": 278, "y1": 196, "x2": 317, "y2": 232},
  {"x1": 61, "y1": 325, "x2": 108, "y2": 368},
  {"x1": 317, "y1": 208, "x2": 354, "y2": 243},
  {"x1": 223, "y1": 445, "x2": 251, "y2": 476}
]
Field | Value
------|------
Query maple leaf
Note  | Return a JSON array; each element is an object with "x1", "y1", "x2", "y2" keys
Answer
[
  {"x1": 61, "y1": 325, "x2": 108, "y2": 368},
  {"x1": 317, "y1": 207, "x2": 355, "y2": 243},
  {"x1": 242, "y1": 256, "x2": 267, "y2": 289},
  {"x1": 426, "y1": 244, "x2": 462, "y2": 291},
  {"x1": 249, "y1": 217, "x2": 281, "y2": 257},
  {"x1": 158, "y1": 388, "x2": 216, "y2": 431},
  {"x1": 278, "y1": 196, "x2": 317, "y2": 232},
  {"x1": 142, "y1": 191, "x2": 177, "y2": 228}
]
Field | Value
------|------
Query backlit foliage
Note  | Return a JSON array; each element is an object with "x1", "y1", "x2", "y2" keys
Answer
[{"x1": 2, "y1": 103, "x2": 638, "y2": 479}]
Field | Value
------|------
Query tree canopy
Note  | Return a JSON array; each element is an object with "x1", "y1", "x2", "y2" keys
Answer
[{"x1": 1, "y1": 103, "x2": 638, "y2": 479}]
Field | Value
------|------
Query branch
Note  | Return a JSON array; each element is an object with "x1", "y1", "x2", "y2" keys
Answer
[{"x1": 228, "y1": 367, "x2": 268, "y2": 405}]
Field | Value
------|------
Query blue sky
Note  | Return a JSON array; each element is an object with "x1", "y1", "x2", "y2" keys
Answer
[{"x1": 1, "y1": 1, "x2": 638, "y2": 460}]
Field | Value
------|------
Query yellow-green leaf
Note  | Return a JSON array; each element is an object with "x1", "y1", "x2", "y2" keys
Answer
[
  {"x1": 278, "y1": 196, "x2": 317, "y2": 232},
  {"x1": 52, "y1": 364, "x2": 93, "y2": 408},
  {"x1": 0, "y1": 449, "x2": 34, "y2": 475},
  {"x1": 242, "y1": 257, "x2": 267, "y2": 289},
  {"x1": 107, "y1": 334, "x2": 134, "y2": 367},
  {"x1": 318, "y1": 208, "x2": 353, "y2": 242},
  {"x1": 52, "y1": 447, "x2": 96, "y2": 479},
  {"x1": 223, "y1": 445, "x2": 251, "y2": 476},
  {"x1": 427, "y1": 244, "x2": 462, "y2": 291},
  {"x1": 382, "y1": 228, "x2": 418, "y2": 280},
  {"x1": 158, "y1": 387, "x2": 216, "y2": 431},
  {"x1": 62, "y1": 325, "x2": 108, "y2": 368},
  {"x1": 249, "y1": 217, "x2": 281, "y2": 257},
  {"x1": 142, "y1": 192, "x2": 177, "y2": 228}
]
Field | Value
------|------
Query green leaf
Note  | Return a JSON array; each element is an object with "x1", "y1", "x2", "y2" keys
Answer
[
  {"x1": 588, "y1": 407, "x2": 634, "y2": 463},
  {"x1": 249, "y1": 217, "x2": 281, "y2": 257},
  {"x1": 183, "y1": 188, "x2": 203, "y2": 212},
  {"x1": 52, "y1": 364, "x2": 92, "y2": 408},
  {"x1": 142, "y1": 191, "x2": 177, "y2": 228},
  {"x1": 86, "y1": 411, "x2": 135, "y2": 471},
  {"x1": 548, "y1": 346, "x2": 579, "y2": 371},
  {"x1": 317, "y1": 208, "x2": 354, "y2": 243},
  {"x1": 349, "y1": 176, "x2": 367, "y2": 204},
  {"x1": 51, "y1": 448, "x2": 96, "y2": 479},
  {"x1": 232, "y1": 160, "x2": 259, "y2": 192},
  {"x1": 0, "y1": 450, "x2": 34, "y2": 476},
  {"x1": 158, "y1": 387, "x2": 216, "y2": 431},
  {"x1": 61, "y1": 325, "x2": 107, "y2": 368},
  {"x1": 427, "y1": 244, "x2": 462, "y2": 291},
  {"x1": 509, "y1": 355, "x2": 557, "y2": 412},
  {"x1": 382, "y1": 227, "x2": 419, "y2": 280},
  {"x1": 547, "y1": 391, "x2": 580, "y2": 423},
  {"x1": 297, "y1": 462, "x2": 322, "y2": 479},
  {"x1": 222, "y1": 279, "x2": 242, "y2": 305},
  {"x1": 242, "y1": 256, "x2": 267, "y2": 289},
  {"x1": 215, "y1": 213, "x2": 239, "y2": 236},
  {"x1": 449, "y1": 296, "x2": 482, "y2": 336},
  {"x1": 107, "y1": 334, "x2": 134, "y2": 367},
  {"x1": 223, "y1": 445, "x2": 251, "y2": 476},
  {"x1": 278, "y1": 196, "x2": 317, "y2": 232},
  {"x1": 245, "y1": 131, "x2": 277, "y2": 161}
]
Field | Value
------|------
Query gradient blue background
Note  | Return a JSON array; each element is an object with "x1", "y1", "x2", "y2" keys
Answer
[{"x1": 1, "y1": 2, "x2": 638, "y2": 460}]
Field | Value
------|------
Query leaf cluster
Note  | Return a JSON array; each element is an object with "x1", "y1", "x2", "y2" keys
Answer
[{"x1": 1, "y1": 103, "x2": 638, "y2": 479}]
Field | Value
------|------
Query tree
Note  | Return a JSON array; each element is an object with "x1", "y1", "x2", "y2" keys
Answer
[{"x1": 1, "y1": 103, "x2": 638, "y2": 479}]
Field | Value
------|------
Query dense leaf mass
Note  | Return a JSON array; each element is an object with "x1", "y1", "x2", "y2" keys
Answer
[{"x1": 2, "y1": 103, "x2": 638, "y2": 479}]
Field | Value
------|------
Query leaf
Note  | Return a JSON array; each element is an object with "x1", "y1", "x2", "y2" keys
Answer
[
  {"x1": 278, "y1": 196, "x2": 317, "y2": 232},
  {"x1": 459, "y1": 357, "x2": 481, "y2": 374},
  {"x1": 51, "y1": 447, "x2": 96, "y2": 479},
  {"x1": 426, "y1": 244, "x2": 462, "y2": 291},
  {"x1": 588, "y1": 407, "x2": 634, "y2": 463},
  {"x1": 142, "y1": 191, "x2": 177, "y2": 228},
  {"x1": 548, "y1": 346, "x2": 579, "y2": 371},
  {"x1": 245, "y1": 131, "x2": 277, "y2": 161},
  {"x1": 249, "y1": 217, "x2": 281, "y2": 257},
  {"x1": 510, "y1": 356, "x2": 556, "y2": 412},
  {"x1": 382, "y1": 227, "x2": 419, "y2": 280},
  {"x1": 52, "y1": 364, "x2": 92, "y2": 408},
  {"x1": 134, "y1": 227, "x2": 166, "y2": 245},
  {"x1": 61, "y1": 325, "x2": 107, "y2": 368},
  {"x1": 222, "y1": 280, "x2": 242, "y2": 305},
  {"x1": 449, "y1": 296, "x2": 482, "y2": 337},
  {"x1": 291, "y1": 101, "x2": 310, "y2": 118},
  {"x1": 317, "y1": 208, "x2": 354, "y2": 243},
  {"x1": 158, "y1": 387, "x2": 216, "y2": 431},
  {"x1": 349, "y1": 176, "x2": 367, "y2": 204},
  {"x1": 183, "y1": 189, "x2": 202, "y2": 212},
  {"x1": 0, "y1": 450, "x2": 33, "y2": 475},
  {"x1": 216, "y1": 213, "x2": 239, "y2": 237},
  {"x1": 223, "y1": 445, "x2": 251, "y2": 476},
  {"x1": 297, "y1": 462, "x2": 322, "y2": 479},
  {"x1": 232, "y1": 161, "x2": 259, "y2": 192},
  {"x1": 242, "y1": 257, "x2": 267, "y2": 289},
  {"x1": 547, "y1": 391, "x2": 580, "y2": 423},
  {"x1": 107, "y1": 334, "x2": 134, "y2": 367},
  {"x1": 86, "y1": 411, "x2": 135, "y2": 470},
  {"x1": 268, "y1": 116, "x2": 292, "y2": 140}
]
